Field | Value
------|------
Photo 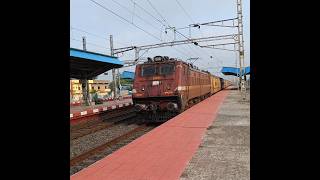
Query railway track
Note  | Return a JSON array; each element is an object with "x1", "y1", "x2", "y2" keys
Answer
[
  {"x1": 70, "y1": 124, "x2": 156, "y2": 174},
  {"x1": 70, "y1": 107, "x2": 136, "y2": 140},
  {"x1": 70, "y1": 105, "x2": 170, "y2": 175}
]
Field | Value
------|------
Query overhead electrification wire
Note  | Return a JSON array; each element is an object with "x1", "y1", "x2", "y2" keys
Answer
[
  {"x1": 71, "y1": 3, "x2": 190, "y2": 59},
  {"x1": 70, "y1": 37, "x2": 110, "y2": 49},
  {"x1": 71, "y1": 26, "x2": 106, "y2": 40},
  {"x1": 175, "y1": 0, "x2": 195, "y2": 23},
  {"x1": 128, "y1": 0, "x2": 194, "y2": 58},
  {"x1": 88, "y1": 0, "x2": 161, "y2": 41},
  {"x1": 71, "y1": 26, "x2": 132, "y2": 46},
  {"x1": 90, "y1": 0, "x2": 192, "y2": 59},
  {"x1": 130, "y1": 0, "x2": 164, "y2": 27},
  {"x1": 146, "y1": 0, "x2": 168, "y2": 25},
  {"x1": 174, "y1": 0, "x2": 221, "y2": 64},
  {"x1": 145, "y1": 0, "x2": 199, "y2": 57},
  {"x1": 108, "y1": 0, "x2": 161, "y2": 32},
  {"x1": 173, "y1": 1, "x2": 207, "y2": 43},
  {"x1": 88, "y1": 0, "x2": 193, "y2": 59},
  {"x1": 131, "y1": 0, "x2": 135, "y2": 23},
  {"x1": 126, "y1": 0, "x2": 193, "y2": 58},
  {"x1": 145, "y1": 0, "x2": 209, "y2": 59}
]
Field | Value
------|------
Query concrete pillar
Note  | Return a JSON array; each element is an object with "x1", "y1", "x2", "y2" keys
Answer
[{"x1": 80, "y1": 79, "x2": 90, "y2": 106}]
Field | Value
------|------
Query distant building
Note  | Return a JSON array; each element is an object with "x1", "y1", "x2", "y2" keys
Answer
[
  {"x1": 70, "y1": 80, "x2": 82, "y2": 101},
  {"x1": 70, "y1": 79, "x2": 111, "y2": 101},
  {"x1": 88, "y1": 80, "x2": 111, "y2": 98}
]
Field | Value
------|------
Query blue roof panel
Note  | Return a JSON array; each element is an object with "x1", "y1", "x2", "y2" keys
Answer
[
  {"x1": 121, "y1": 71, "x2": 135, "y2": 79},
  {"x1": 70, "y1": 48, "x2": 123, "y2": 65},
  {"x1": 70, "y1": 48, "x2": 124, "y2": 79},
  {"x1": 221, "y1": 66, "x2": 250, "y2": 76}
]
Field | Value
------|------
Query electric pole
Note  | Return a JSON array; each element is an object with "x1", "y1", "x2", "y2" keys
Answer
[
  {"x1": 134, "y1": 48, "x2": 140, "y2": 61},
  {"x1": 82, "y1": 36, "x2": 87, "y2": 51},
  {"x1": 81, "y1": 36, "x2": 90, "y2": 106},
  {"x1": 110, "y1": 35, "x2": 117, "y2": 99},
  {"x1": 236, "y1": 0, "x2": 246, "y2": 96}
]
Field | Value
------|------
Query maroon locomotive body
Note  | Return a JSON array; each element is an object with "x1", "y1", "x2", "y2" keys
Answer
[{"x1": 132, "y1": 56, "x2": 218, "y2": 122}]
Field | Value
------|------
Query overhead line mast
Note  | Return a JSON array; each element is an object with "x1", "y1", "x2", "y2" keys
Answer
[{"x1": 236, "y1": 0, "x2": 246, "y2": 94}]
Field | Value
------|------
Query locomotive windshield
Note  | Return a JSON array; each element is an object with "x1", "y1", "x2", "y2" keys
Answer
[
  {"x1": 141, "y1": 64, "x2": 174, "y2": 76},
  {"x1": 160, "y1": 64, "x2": 174, "y2": 75},
  {"x1": 142, "y1": 66, "x2": 156, "y2": 76}
]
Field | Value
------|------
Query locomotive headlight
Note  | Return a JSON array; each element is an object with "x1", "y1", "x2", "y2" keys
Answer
[
  {"x1": 132, "y1": 89, "x2": 137, "y2": 93},
  {"x1": 154, "y1": 56, "x2": 162, "y2": 62},
  {"x1": 141, "y1": 87, "x2": 145, "y2": 91}
]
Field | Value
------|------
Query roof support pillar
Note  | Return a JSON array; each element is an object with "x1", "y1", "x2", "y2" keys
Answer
[{"x1": 80, "y1": 79, "x2": 91, "y2": 106}]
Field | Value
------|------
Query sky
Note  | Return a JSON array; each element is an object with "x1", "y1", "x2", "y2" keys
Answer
[{"x1": 70, "y1": 0, "x2": 250, "y2": 81}]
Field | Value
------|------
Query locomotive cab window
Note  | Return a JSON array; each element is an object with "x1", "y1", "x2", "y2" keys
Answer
[
  {"x1": 160, "y1": 64, "x2": 174, "y2": 75},
  {"x1": 142, "y1": 66, "x2": 156, "y2": 76}
]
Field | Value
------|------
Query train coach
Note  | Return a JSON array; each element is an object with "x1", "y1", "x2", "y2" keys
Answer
[{"x1": 132, "y1": 56, "x2": 231, "y2": 122}]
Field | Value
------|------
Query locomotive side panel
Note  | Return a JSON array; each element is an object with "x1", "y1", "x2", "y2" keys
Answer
[
  {"x1": 216, "y1": 76, "x2": 221, "y2": 92},
  {"x1": 210, "y1": 75, "x2": 214, "y2": 94},
  {"x1": 181, "y1": 66, "x2": 211, "y2": 107},
  {"x1": 220, "y1": 78, "x2": 224, "y2": 90},
  {"x1": 176, "y1": 62, "x2": 190, "y2": 111},
  {"x1": 200, "y1": 72, "x2": 211, "y2": 98},
  {"x1": 187, "y1": 70, "x2": 200, "y2": 100}
]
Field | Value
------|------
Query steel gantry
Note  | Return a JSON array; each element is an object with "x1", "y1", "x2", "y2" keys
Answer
[{"x1": 112, "y1": 34, "x2": 238, "y2": 67}]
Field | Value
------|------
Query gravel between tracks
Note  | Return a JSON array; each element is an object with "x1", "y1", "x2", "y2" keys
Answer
[{"x1": 70, "y1": 123, "x2": 139, "y2": 159}]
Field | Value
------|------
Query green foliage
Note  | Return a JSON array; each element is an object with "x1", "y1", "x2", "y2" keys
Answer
[
  {"x1": 109, "y1": 78, "x2": 133, "y2": 93},
  {"x1": 109, "y1": 81, "x2": 115, "y2": 92},
  {"x1": 107, "y1": 91, "x2": 112, "y2": 96},
  {"x1": 91, "y1": 93, "x2": 103, "y2": 104},
  {"x1": 120, "y1": 78, "x2": 133, "y2": 85},
  {"x1": 92, "y1": 93, "x2": 98, "y2": 100}
]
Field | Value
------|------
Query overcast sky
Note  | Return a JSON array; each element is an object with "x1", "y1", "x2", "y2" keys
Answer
[{"x1": 70, "y1": 0, "x2": 250, "y2": 81}]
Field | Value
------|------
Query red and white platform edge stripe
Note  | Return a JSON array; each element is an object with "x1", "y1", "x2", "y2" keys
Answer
[{"x1": 70, "y1": 102, "x2": 133, "y2": 120}]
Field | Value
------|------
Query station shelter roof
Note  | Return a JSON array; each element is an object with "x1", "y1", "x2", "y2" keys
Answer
[
  {"x1": 70, "y1": 48, "x2": 124, "y2": 79},
  {"x1": 221, "y1": 66, "x2": 250, "y2": 76},
  {"x1": 120, "y1": 71, "x2": 135, "y2": 79}
]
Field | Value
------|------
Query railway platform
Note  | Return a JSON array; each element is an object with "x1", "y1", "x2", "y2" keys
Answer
[
  {"x1": 181, "y1": 87, "x2": 250, "y2": 180},
  {"x1": 70, "y1": 97, "x2": 132, "y2": 122},
  {"x1": 70, "y1": 87, "x2": 249, "y2": 180}
]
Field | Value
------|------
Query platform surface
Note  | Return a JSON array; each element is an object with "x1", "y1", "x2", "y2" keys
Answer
[
  {"x1": 71, "y1": 89, "x2": 229, "y2": 180},
  {"x1": 181, "y1": 88, "x2": 250, "y2": 180}
]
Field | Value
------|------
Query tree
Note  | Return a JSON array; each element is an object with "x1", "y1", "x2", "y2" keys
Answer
[
  {"x1": 108, "y1": 81, "x2": 116, "y2": 93},
  {"x1": 120, "y1": 78, "x2": 133, "y2": 85}
]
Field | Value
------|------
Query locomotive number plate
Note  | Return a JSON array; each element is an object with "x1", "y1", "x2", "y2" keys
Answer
[{"x1": 152, "y1": 81, "x2": 160, "y2": 86}]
